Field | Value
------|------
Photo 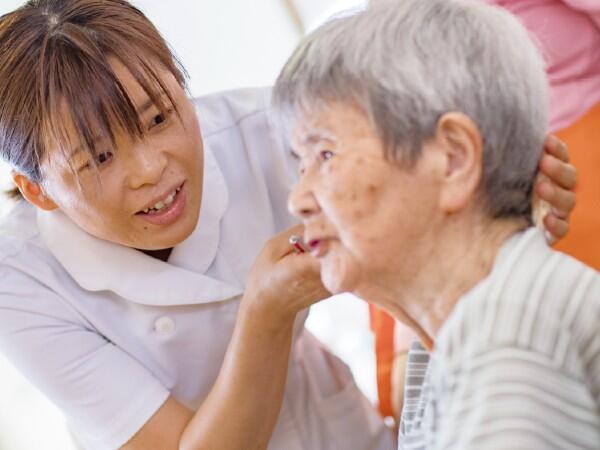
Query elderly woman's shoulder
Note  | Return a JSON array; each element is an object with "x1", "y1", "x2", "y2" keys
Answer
[
  {"x1": 546, "y1": 248, "x2": 600, "y2": 308},
  {"x1": 503, "y1": 229, "x2": 600, "y2": 316},
  {"x1": 503, "y1": 241, "x2": 600, "y2": 341},
  {"x1": 437, "y1": 235, "x2": 600, "y2": 371}
]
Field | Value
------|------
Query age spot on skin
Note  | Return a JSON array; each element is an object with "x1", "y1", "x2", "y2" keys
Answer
[
  {"x1": 366, "y1": 234, "x2": 379, "y2": 244},
  {"x1": 332, "y1": 190, "x2": 349, "y2": 202},
  {"x1": 353, "y1": 208, "x2": 365, "y2": 220}
]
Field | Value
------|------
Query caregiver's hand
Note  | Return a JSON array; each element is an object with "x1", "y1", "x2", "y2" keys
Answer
[
  {"x1": 126, "y1": 226, "x2": 328, "y2": 450},
  {"x1": 243, "y1": 224, "x2": 329, "y2": 324},
  {"x1": 166, "y1": 226, "x2": 328, "y2": 450},
  {"x1": 535, "y1": 135, "x2": 577, "y2": 243}
]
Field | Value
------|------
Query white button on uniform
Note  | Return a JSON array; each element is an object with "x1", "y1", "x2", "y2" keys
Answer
[{"x1": 154, "y1": 316, "x2": 176, "y2": 336}]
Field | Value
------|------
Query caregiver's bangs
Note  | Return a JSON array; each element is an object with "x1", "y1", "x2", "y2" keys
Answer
[
  {"x1": 41, "y1": 29, "x2": 185, "y2": 175},
  {"x1": 0, "y1": 0, "x2": 188, "y2": 191}
]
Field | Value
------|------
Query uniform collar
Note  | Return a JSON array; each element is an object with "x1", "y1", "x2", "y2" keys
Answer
[
  {"x1": 169, "y1": 140, "x2": 229, "y2": 274},
  {"x1": 37, "y1": 142, "x2": 243, "y2": 306}
]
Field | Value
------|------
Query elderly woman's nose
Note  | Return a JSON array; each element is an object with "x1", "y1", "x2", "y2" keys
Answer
[{"x1": 288, "y1": 181, "x2": 320, "y2": 219}]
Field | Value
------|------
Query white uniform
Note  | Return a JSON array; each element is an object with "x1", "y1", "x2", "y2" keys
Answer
[{"x1": 0, "y1": 88, "x2": 393, "y2": 450}]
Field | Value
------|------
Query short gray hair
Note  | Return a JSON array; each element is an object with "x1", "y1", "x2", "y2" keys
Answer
[{"x1": 273, "y1": 0, "x2": 549, "y2": 219}]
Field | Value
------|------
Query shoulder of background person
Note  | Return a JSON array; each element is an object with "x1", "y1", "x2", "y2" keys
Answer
[{"x1": 560, "y1": 0, "x2": 600, "y2": 28}]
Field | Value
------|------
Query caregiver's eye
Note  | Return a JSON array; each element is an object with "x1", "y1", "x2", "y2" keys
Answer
[
  {"x1": 149, "y1": 109, "x2": 172, "y2": 129},
  {"x1": 96, "y1": 151, "x2": 114, "y2": 165},
  {"x1": 319, "y1": 150, "x2": 334, "y2": 161},
  {"x1": 77, "y1": 151, "x2": 113, "y2": 172}
]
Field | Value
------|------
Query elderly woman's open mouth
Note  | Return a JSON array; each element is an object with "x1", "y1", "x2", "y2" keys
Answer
[{"x1": 307, "y1": 238, "x2": 331, "y2": 258}]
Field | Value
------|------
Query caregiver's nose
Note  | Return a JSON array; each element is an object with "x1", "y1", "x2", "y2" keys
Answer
[{"x1": 127, "y1": 144, "x2": 168, "y2": 189}]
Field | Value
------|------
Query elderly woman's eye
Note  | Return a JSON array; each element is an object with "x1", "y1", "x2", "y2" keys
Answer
[{"x1": 320, "y1": 150, "x2": 334, "y2": 161}]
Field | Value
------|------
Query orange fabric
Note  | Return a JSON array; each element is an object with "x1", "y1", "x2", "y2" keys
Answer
[
  {"x1": 553, "y1": 100, "x2": 600, "y2": 270},
  {"x1": 369, "y1": 304, "x2": 395, "y2": 417}
]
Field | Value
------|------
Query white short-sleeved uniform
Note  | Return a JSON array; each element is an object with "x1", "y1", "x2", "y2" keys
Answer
[{"x1": 0, "y1": 88, "x2": 393, "y2": 450}]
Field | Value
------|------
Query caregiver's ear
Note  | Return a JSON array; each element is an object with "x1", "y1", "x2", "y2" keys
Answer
[
  {"x1": 11, "y1": 172, "x2": 58, "y2": 211},
  {"x1": 434, "y1": 112, "x2": 483, "y2": 214}
]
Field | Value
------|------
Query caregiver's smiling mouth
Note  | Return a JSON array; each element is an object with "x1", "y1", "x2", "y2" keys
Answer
[{"x1": 136, "y1": 181, "x2": 186, "y2": 226}]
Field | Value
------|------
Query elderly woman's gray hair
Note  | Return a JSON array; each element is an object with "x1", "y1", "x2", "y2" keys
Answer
[{"x1": 273, "y1": 0, "x2": 549, "y2": 219}]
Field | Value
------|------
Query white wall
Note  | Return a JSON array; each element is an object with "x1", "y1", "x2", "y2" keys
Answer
[
  {"x1": 130, "y1": 0, "x2": 302, "y2": 96},
  {"x1": 290, "y1": 0, "x2": 368, "y2": 31}
]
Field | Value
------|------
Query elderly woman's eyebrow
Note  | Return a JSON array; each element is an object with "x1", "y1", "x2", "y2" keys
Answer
[
  {"x1": 289, "y1": 129, "x2": 338, "y2": 160},
  {"x1": 301, "y1": 130, "x2": 338, "y2": 146}
]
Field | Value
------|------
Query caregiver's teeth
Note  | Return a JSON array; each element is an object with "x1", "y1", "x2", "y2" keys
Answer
[
  {"x1": 144, "y1": 188, "x2": 178, "y2": 214},
  {"x1": 164, "y1": 191, "x2": 175, "y2": 205}
]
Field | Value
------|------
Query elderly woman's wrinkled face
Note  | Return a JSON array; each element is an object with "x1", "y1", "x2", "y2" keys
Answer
[{"x1": 288, "y1": 104, "x2": 441, "y2": 294}]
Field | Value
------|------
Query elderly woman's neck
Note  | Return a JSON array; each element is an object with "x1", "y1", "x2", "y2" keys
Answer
[{"x1": 357, "y1": 214, "x2": 528, "y2": 351}]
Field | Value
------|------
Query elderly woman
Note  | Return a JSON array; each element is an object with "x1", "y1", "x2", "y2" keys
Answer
[{"x1": 276, "y1": 0, "x2": 600, "y2": 448}]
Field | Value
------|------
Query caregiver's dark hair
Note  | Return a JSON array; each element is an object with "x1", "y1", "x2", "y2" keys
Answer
[{"x1": 0, "y1": 0, "x2": 187, "y2": 199}]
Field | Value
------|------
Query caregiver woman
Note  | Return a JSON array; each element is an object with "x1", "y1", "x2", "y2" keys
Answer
[{"x1": 0, "y1": 1, "x2": 574, "y2": 450}]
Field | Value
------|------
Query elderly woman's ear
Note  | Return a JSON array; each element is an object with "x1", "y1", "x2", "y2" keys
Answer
[{"x1": 432, "y1": 112, "x2": 484, "y2": 214}]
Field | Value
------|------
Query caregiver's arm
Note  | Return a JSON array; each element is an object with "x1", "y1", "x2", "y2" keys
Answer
[{"x1": 122, "y1": 225, "x2": 328, "y2": 450}]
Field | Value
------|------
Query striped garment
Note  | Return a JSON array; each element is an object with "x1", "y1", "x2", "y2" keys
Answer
[{"x1": 399, "y1": 228, "x2": 600, "y2": 449}]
